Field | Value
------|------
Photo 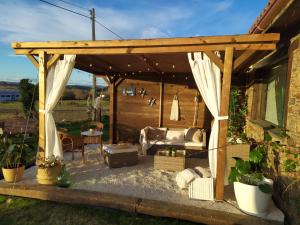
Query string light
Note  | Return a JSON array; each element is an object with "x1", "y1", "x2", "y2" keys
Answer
[
  {"x1": 155, "y1": 62, "x2": 159, "y2": 66},
  {"x1": 89, "y1": 64, "x2": 93, "y2": 67},
  {"x1": 128, "y1": 64, "x2": 131, "y2": 67}
]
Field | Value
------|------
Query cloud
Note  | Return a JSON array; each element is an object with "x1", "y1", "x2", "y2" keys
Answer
[
  {"x1": 0, "y1": 0, "x2": 191, "y2": 43},
  {"x1": 213, "y1": 0, "x2": 234, "y2": 13}
]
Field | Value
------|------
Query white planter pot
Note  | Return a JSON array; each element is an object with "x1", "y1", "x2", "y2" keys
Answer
[{"x1": 234, "y1": 181, "x2": 272, "y2": 216}]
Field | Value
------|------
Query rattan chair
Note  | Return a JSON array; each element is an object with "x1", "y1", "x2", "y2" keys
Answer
[{"x1": 58, "y1": 130, "x2": 85, "y2": 162}]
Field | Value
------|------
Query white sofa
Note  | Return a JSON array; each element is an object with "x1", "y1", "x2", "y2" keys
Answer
[{"x1": 139, "y1": 127, "x2": 206, "y2": 154}]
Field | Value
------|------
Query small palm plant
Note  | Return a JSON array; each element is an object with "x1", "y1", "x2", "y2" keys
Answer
[
  {"x1": 0, "y1": 135, "x2": 28, "y2": 182},
  {"x1": 0, "y1": 136, "x2": 27, "y2": 169}
]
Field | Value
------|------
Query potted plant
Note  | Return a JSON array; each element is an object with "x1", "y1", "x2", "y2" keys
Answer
[
  {"x1": 0, "y1": 136, "x2": 27, "y2": 182},
  {"x1": 36, "y1": 155, "x2": 62, "y2": 185},
  {"x1": 228, "y1": 143, "x2": 273, "y2": 216}
]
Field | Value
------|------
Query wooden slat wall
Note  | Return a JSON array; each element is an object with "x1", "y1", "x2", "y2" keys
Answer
[{"x1": 116, "y1": 79, "x2": 211, "y2": 143}]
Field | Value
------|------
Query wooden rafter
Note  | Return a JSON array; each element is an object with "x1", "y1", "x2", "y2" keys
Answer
[
  {"x1": 115, "y1": 78, "x2": 125, "y2": 87},
  {"x1": 233, "y1": 50, "x2": 256, "y2": 71},
  {"x1": 26, "y1": 54, "x2": 39, "y2": 69},
  {"x1": 204, "y1": 51, "x2": 224, "y2": 72},
  {"x1": 47, "y1": 54, "x2": 61, "y2": 70}
]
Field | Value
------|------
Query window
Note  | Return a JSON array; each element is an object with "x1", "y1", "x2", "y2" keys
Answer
[{"x1": 264, "y1": 63, "x2": 288, "y2": 127}]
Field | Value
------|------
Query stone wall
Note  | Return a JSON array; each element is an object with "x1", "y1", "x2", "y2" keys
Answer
[{"x1": 286, "y1": 37, "x2": 300, "y2": 147}]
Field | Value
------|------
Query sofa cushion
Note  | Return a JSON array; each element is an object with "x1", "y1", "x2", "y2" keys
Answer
[
  {"x1": 176, "y1": 168, "x2": 200, "y2": 189},
  {"x1": 184, "y1": 141, "x2": 205, "y2": 147},
  {"x1": 149, "y1": 140, "x2": 185, "y2": 146},
  {"x1": 194, "y1": 166, "x2": 211, "y2": 178},
  {"x1": 166, "y1": 130, "x2": 184, "y2": 142},
  {"x1": 185, "y1": 128, "x2": 203, "y2": 143},
  {"x1": 147, "y1": 127, "x2": 167, "y2": 141}
]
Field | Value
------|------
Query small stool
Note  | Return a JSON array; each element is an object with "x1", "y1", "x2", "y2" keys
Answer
[{"x1": 103, "y1": 144, "x2": 138, "y2": 168}]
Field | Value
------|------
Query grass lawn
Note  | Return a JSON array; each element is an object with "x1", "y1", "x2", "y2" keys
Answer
[
  {"x1": 57, "y1": 115, "x2": 109, "y2": 142},
  {"x1": 0, "y1": 195, "x2": 198, "y2": 225}
]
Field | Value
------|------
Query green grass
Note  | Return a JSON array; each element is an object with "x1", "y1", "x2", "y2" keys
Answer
[{"x1": 0, "y1": 195, "x2": 198, "y2": 225}]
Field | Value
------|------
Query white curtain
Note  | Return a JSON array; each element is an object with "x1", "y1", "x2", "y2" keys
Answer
[
  {"x1": 188, "y1": 52, "x2": 227, "y2": 178},
  {"x1": 44, "y1": 55, "x2": 76, "y2": 159}
]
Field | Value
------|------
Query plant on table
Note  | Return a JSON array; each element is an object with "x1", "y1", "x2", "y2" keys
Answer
[
  {"x1": 166, "y1": 147, "x2": 177, "y2": 157},
  {"x1": 0, "y1": 134, "x2": 29, "y2": 182}
]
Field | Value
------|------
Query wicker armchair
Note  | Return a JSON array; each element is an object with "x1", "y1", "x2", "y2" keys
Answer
[{"x1": 58, "y1": 130, "x2": 85, "y2": 162}]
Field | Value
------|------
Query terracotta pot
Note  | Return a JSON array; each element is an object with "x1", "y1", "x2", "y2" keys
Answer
[
  {"x1": 2, "y1": 165, "x2": 25, "y2": 183},
  {"x1": 36, "y1": 164, "x2": 62, "y2": 185}
]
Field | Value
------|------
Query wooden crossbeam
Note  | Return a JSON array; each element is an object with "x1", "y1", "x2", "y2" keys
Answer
[
  {"x1": 14, "y1": 43, "x2": 277, "y2": 55},
  {"x1": 115, "y1": 78, "x2": 125, "y2": 87},
  {"x1": 47, "y1": 54, "x2": 61, "y2": 70},
  {"x1": 204, "y1": 51, "x2": 224, "y2": 72},
  {"x1": 233, "y1": 50, "x2": 256, "y2": 71},
  {"x1": 26, "y1": 54, "x2": 39, "y2": 69},
  {"x1": 12, "y1": 33, "x2": 280, "y2": 49}
]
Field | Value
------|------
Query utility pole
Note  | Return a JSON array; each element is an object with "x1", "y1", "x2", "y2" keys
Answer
[{"x1": 90, "y1": 8, "x2": 96, "y2": 102}]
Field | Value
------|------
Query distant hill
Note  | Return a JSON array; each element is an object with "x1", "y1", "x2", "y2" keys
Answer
[
  {"x1": 0, "y1": 81, "x2": 106, "y2": 90},
  {"x1": 0, "y1": 81, "x2": 18, "y2": 89},
  {"x1": 0, "y1": 81, "x2": 107, "y2": 100}
]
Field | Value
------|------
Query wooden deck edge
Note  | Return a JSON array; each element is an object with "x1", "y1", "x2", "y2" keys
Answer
[{"x1": 0, "y1": 183, "x2": 282, "y2": 225}]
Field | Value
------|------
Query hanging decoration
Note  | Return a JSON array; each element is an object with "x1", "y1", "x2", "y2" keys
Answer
[
  {"x1": 170, "y1": 95, "x2": 180, "y2": 121},
  {"x1": 148, "y1": 97, "x2": 156, "y2": 106},
  {"x1": 139, "y1": 88, "x2": 147, "y2": 98}
]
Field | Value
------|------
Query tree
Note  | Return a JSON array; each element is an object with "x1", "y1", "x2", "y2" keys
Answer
[{"x1": 18, "y1": 79, "x2": 38, "y2": 118}]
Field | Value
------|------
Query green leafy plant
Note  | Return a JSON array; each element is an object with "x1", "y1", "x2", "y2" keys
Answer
[
  {"x1": 228, "y1": 87, "x2": 247, "y2": 140},
  {"x1": 56, "y1": 165, "x2": 72, "y2": 188},
  {"x1": 284, "y1": 159, "x2": 298, "y2": 172},
  {"x1": 0, "y1": 135, "x2": 28, "y2": 169},
  {"x1": 18, "y1": 79, "x2": 38, "y2": 118},
  {"x1": 228, "y1": 144, "x2": 272, "y2": 194}
]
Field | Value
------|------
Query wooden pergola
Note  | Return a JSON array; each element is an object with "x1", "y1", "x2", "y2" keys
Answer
[{"x1": 12, "y1": 33, "x2": 279, "y2": 201}]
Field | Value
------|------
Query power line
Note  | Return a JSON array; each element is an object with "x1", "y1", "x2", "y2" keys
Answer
[
  {"x1": 56, "y1": 0, "x2": 89, "y2": 11},
  {"x1": 39, "y1": 0, "x2": 125, "y2": 40},
  {"x1": 95, "y1": 19, "x2": 124, "y2": 40},
  {"x1": 39, "y1": 0, "x2": 90, "y2": 19}
]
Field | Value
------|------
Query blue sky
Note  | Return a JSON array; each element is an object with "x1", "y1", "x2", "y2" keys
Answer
[{"x1": 0, "y1": 0, "x2": 267, "y2": 86}]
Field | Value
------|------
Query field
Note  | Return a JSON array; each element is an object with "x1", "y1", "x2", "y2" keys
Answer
[{"x1": 0, "y1": 100, "x2": 109, "y2": 122}]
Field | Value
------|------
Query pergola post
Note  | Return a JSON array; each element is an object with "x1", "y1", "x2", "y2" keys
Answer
[
  {"x1": 158, "y1": 77, "x2": 164, "y2": 127},
  {"x1": 216, "y1": 47, "x2": 234, "y2": 200},
  {"x1": 109, "y1": 79, "x2": 116, "y2": 144},
  {"x1": 38, "y1": 51, "x2": 47, "y2": 159}
]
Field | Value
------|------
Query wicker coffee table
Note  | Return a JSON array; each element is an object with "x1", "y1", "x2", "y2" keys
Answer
[{"x1": 103, "y1": 144, "x2": 138, "y2": 168}]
